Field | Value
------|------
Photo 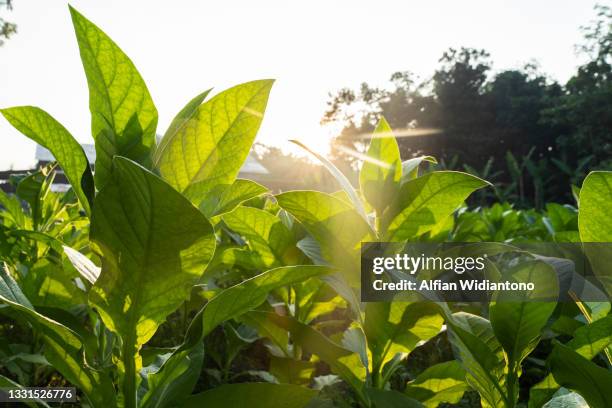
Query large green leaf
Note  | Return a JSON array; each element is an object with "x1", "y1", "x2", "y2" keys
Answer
[
  {"x1": 529, "y1": 315, "x2": 612, "y2": 408},
  {"x1": 444, "y1": 311, "x2": 507, "y2": 408},
  {"x1": 385, "y1": 171, "x2": 489, "y2": 241},
  {"x1": 139, "y1": 342, "x2": 205, "y2": 408},
  {"x1": 490, "y1": 261, "x2": 558, "y2": 370},
  {"x1": 70, "y1": 6, "x2": 158, "y2": 188},
  {"x1": 578, "y1": 171, "x2": 612, "y2": 296},
  {"x1": 359, "y1": 117, "x2": 401, "y2": 214},
  {"x1": 204, "y1": 179, "x2": 268, "y2": 218},
  {"x1": 0, "y1": 265, "x2": 116, "y2": 407},
  {"x1": 490, "y1": 261, "x2": 558, "y2": 406},
  {"x1": 183, "y1": 383, "x2": 316, "y2": 408},
  {"x1": 404, "y1": 361, "x2": 468, "y2": 407},
  {"x1": 21, "y1": 258, "x2": 87, "y2": 310},
  {"x1": 579, "y1": 171, "x2": 612, "y2": 241},
  {"x1": 1, "y1": 107, "x2": 94, "y2": 216},
  {"x1": 267, "y1": 312, "x2": 366, "y2": 398},
  {"x1": 269, "y1": 355, "x2": 316, "y2": 385},
  {"x1": 155, "y1": 80, "x2": 273, "y2": 204},
  {"x1": 364, "y1": 302, "x2": 443, "y2": 383},
  {"x1": 90, "y1": 157, "x2": 215, "y2": 347},
  {"x1": 222, "y1": 206, "x2": 295, "y2": 267},
  {"x1": 549, "y1": 343, "x2": 612, "y2": 408},
  {"x1": 176, "y1": 265, "x2": 332, "y2": 355},
  {"x1": 566, "y1": 314, "x2": 612, "y2": 359},
  {"x1": 290, "y1": 140, "x2": 370, "y2": 225},
  {"x1": 88, "y1": 157, "x2": 214, "y2": 405},
  {"x1": 276, "y1": 191, "x2": 374, "y2": 286},
  {"x1": 240, "y1": 310, "x2": 290, "y2": 356},
  {"x1": 154, "y1": 89, "x2": 212, "y2": 165}
]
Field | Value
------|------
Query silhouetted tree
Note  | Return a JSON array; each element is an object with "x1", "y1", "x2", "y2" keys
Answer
[
  {"x1": 0, "y1": 0, "x2": 16, "y2": 46},
  {"x1": 321, "y1": 5, "x2": 612, "y2": 206}
]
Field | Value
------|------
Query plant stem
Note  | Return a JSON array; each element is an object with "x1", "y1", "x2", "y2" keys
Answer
[
  {"x1": 375, "y1": 209, "x2": 382, "y2": 236},
  {"x1": 506, "y1": 366, "x2": 518, "y2": 408},
  {"x1": 122, "y1": 340, "x2": 137, "y2": 408}
]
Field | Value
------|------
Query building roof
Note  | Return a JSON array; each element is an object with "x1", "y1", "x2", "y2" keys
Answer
[
  {"x1": 35, "y1": 144, "x2": 97, "y2": 164},
  {"x1": 35, "y1": 143, "x2": 269, "y2": 175}
]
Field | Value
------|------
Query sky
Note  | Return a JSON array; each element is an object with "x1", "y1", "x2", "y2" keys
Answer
[{"x1": 0, "y1": 0, "x2": 603, "y2": 170}]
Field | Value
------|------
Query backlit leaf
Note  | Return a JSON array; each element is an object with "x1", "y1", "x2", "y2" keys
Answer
[
  {"x1": 529, "y1": 315, "x2": 612, "y2": 408},
  {"x1": 89, "y1": 156, "x2": 215, "y2": 352},
  {"x1": 154, "y1": 89, "x2": 212, "y2": 165},
  {"x1": 1, "y1": 107, "x2": 94, "y2": 216},
  {"x1": 404, "y1": 361, "x2": 468, "y2": 407},
  {"x1": 490, "y1": 261, "x2": 558, "y2": 371},
  {"x1": 204, "y1": 179, "x2": 268, "y2": 218},
  {"x1": 444, "y1": 310, "x2": 506, "y2": 408},
  {"x1": 549, "y1": 343, "x2": 612, "y2": 408},
  {"x1": 70, "y1": 6, "x2": 158, "y2": 188},
  {"x1": 276, "y1": 191, "x2": 374, "y2": 286},
  {"x1": 385, "y1": 171, "x2": 489, "y2": 241},
  {"x1": 222, "y1": 206, "x2": 295, "y2": 267},
  {"x1": 578, "y1": 171, "x2": 612, "y2": 296},
  {"x1": 359, "y1": 117, "x2": 401, "y2": 214},
  {"x1": 364, "y1": 302, "x2": 443, "y2": 377},
  {"x1": 156, "y1": 80, "x2": 273, "y2": 205}
]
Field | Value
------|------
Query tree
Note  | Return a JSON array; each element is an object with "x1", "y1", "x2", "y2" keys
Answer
[
  {"x1": 0, "y1": 0, "x2": 16, "y2": 46},
  {"x1": 432, "y1": 47, "x2": 493, "y2": 136},
  {"x1": 542, "y1": 4, "x2": 612, "y2": 166},
  {"x1": 321, "y1": 50, "x2": 566, "y2": 205}
]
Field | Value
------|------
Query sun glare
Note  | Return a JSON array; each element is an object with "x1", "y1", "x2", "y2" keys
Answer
[{"x1": 284, "y1": 121, "x2": 343, "y2": 159}]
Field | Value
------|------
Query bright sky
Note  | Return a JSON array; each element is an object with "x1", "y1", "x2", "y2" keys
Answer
[{"x1": 0, "y1": 0, "x2": 602, "y2": 170}]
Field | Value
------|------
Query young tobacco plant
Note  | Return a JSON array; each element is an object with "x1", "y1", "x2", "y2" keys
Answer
[
  {"x1": 237, "y1": 118, "x2": 490, "y2": 407},
  {"x1": 441, "y1": 171, "x2": 612, "y2": 408},
  {"x1": 533, "y1": 170, "x2": 612, "y2": 408},
  {"x1": 0, "y1": 165, "x2": 90, "y2": 307}
]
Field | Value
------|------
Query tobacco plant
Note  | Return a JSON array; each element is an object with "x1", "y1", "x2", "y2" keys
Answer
[
  {"x1": 227, "y1": 118, "x2": 491, "y2": 407},
  {"x1": 0, "y1": 6, "x2": 328, "y2": 408}
]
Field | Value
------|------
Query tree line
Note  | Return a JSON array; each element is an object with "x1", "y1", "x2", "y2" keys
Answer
[{"x1": 321, "y1": 4, "x2": 612, "y2": 208}]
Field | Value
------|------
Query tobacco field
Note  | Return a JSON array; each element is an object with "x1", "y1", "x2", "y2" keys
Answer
[{"x1": 0, "y1": 7, "x2": 611, "y2": 408}]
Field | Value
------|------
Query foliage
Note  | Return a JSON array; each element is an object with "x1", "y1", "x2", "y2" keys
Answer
[{"x1": 0, "y1": 5, "x2": 611, "y2": 408}]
